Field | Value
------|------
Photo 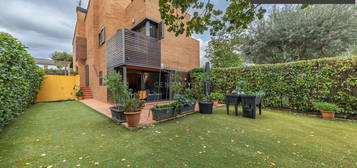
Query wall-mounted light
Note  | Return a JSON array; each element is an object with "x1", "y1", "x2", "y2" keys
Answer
[{"x1": 131, "y1": 18, "x2": 135, "y2": 24}]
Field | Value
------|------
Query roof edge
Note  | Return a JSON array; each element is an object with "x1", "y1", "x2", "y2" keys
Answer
[{"x1": 76, "y1": 7, "x2": 87, "y2": 13}]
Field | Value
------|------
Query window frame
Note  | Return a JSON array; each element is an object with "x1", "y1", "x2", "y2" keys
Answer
[{"x1": 98, "y1": 28, "x2": 105, "y2": 47}]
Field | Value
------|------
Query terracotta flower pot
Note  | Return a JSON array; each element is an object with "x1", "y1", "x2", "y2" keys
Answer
[
  {"x1": 78, "y1": 96, "x2": 84, "y2": 100},
  {"x1": 124, "y1": 111, "x2": 141, "y2": 127},
  {"x1": 213, "y1": 101, "x2": 219, "y2": 106},
  {"x1": 320, "y1": 110, "x2": 335, "y2": 120}
]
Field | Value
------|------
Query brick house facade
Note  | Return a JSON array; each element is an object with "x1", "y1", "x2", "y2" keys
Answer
[{"x1": 73, "y1": 0, "x2": 200, "y2": 103}]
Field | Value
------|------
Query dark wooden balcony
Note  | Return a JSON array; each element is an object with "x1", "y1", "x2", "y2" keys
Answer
[{"x1": 107, "y1": 29, "x2": 161, "y2": 70}]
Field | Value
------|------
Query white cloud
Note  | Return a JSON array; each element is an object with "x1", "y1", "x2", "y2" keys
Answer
[{"x1": 0, "y1": 0, "x2": 77, "y2": 58}]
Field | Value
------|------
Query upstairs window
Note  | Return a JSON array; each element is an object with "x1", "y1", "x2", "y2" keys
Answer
[
  {"x1": 98, "y1": 28, "x2": 105, "y2": 47},
  {"x1": 132, "y1": 19, "x2": 164, "y2": 39}
]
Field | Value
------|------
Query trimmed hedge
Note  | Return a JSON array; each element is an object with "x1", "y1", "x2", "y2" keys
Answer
[
  {"x1": 0, "y1": 32, "x2": 44, "y2": 129},
  {"x1": 189, "y1": 56, "x2": 357, "y2": 117}
]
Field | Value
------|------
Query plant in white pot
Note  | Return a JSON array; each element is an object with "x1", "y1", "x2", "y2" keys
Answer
[
  {"x1": 313, "y1": 102, "x2": 340, "y2": 120},
  {"x1": 104, "y1": 72, "x2": 130, "y2": 123}
]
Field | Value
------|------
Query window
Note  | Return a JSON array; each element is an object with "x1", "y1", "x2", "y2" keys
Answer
[
  {"x1": 149, "y1": 22, "x2": 158, "y2": 38},
  {"x1": 98, "y1": 28, "x2": 105, "y2": 47},
  {"x1": 99, "y1": 71, "x2": 103, "y2": 86},
  {"x1": 132, "y1": 20, "x2": 164, "y2": 39}
]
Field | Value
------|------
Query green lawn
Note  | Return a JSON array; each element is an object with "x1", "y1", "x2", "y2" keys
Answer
[{"x1": 0, "y1": 102, "x2": 356, "y2": 168}]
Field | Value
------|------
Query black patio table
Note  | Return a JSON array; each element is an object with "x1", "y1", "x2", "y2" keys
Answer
[{"x1": 225, "y1": 94, "x2": 262, "y2": 118}]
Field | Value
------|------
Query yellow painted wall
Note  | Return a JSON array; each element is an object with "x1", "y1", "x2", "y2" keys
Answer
[{"x1": 37, "y1": 75, "x2": 80, "y2": 102}]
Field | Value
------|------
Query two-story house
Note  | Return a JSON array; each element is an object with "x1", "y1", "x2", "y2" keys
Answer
[{"x1": 73, "y1": 0, "x2": 200, "y2": 103}]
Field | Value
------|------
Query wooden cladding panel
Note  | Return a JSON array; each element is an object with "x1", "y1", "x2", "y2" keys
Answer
[
  {"x1": 124, "y1": 29, "x2": 161, "y2": 66},
  {"x1": 76, "y1": 37, "x2": 87, "y2": 60},
  {"x1": 106, "y1": 30, "x2": 125, "y2": 70}
]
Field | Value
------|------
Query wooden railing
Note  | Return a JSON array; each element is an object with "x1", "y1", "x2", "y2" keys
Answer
[{"x1": 123, "y1": 29, "x2": 161, "y2": 66}]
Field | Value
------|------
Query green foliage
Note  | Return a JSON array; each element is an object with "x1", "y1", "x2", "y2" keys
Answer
[
  {"x1": 104, "y1": 72, "x2": 130, "y2": 108},
  {"x1": 51, "y1": 51, "x2": 73, "y2": 62},
  {"x1": 313, "y1": 102, "x2": 340, "y2": 112},
  {"x1": 76, "y1": 90, "x2": 83, "y2": 97},
  {"x1": 169, "y1": 72, "x2": 184, "y2": 97},
  {"x1": 189, "y1": 68, "x2": 213, "y2": 100},
  {"x1": 205, "y1": 29, "x2": 243, "y2": 68},
  {"x1": 234, "y1": 80, "x2": 248, "y2": 93},
  {"x1": 173, "y1": 94, "x2": 194, "y2": 106},
  {"x1": 151, "y1": 103, "x2": 176, "y2": 110},
  {"x1": 159, "y1": 0, "x2": 266, "y2": 36},
  {"x1": 124, "y1": 96, "x2": 145, "y2": 112},
  {"x1": 239, "y1": 5, "x2": 357, "y2": 64},
  {"x1": 189, "y1": 56, "x2": 357, "y2": 116},
  {"x1": 45, "y1": 69, "x2": 78, "y2": 75},
  {"x1": 0, "y1": 32, "x2": 44, "y2": 128},
  {"x1": 209, "y1": 92, "x2": 224, "y2": 101}
]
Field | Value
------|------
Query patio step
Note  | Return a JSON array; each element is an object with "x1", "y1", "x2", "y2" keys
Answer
[{"x1": 80, "y1": 87, "x2": 93, "y2": 99}]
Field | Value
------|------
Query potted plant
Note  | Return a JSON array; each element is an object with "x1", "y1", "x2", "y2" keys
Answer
[
  {"x1": 76, "y1": 90, "x2": 84, "y2": 100},
  {"x1": 210, "y1": 92, "x2": 224, "y2": 106},
  {"x1": 124, "y1": 95, "x2": 145, "y2": 127},
  {"x1": 104, "y1": 72, "x2": 130, "y2": 123},
  {"x1": 313, "y1": 102, "x2": 340, "y2": 120},
  {"x1": 151, "y1": 103, "x2": 176, "y2": 121}
]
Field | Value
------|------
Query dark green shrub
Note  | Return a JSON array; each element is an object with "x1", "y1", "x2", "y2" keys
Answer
[
  {"x1": 0, "y1": 32, "x2": 44, "y2": 129},
  {"x1": 189, "y1": 56, "x2": 357, "y2": 116}
]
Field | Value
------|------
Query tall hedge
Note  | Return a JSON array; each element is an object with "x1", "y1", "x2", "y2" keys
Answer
[
  {"x1": 0, "y1": 32, "x2": 44, "y2": 129},
  {"x1": 189, "y1": 57, "x2": 357, "y2": 116}
]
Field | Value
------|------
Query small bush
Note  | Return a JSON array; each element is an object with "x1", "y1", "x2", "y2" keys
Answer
[
  {"x1": 0, "y1": 32, "x2": 44, "y2": 128},
  {"x1": 76, "y1": 90, "x2": 84, "y2": 97},
  {"x1": 210, "y1": 92, "x2": 224, "y2": 101},
  {"x1": 313, "y1": 102, "x2": 340, "y2": 112}
]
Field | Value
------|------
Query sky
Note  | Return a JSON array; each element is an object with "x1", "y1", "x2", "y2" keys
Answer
[{"x1": 0, "y1": 0, "x2": 241, "y2": 66}]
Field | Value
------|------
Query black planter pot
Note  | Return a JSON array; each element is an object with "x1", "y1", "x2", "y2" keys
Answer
[
  {"x1": 199, "y1": 101, "x2": 213, "y2": 114},
  {"x1": 152, "y1": 107, "x2": 175, "y2": 121},
  {"x1": 110, "y1": 107, "x2": 126, "y2": 122}
]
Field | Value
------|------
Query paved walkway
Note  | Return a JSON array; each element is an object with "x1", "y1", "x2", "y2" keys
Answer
[
  {"x1": 80, "y1": 99, "x2": 175, "y2": 128},
  {"x1": 80, "y1": 99, "x2": 222, "y2": 129}
]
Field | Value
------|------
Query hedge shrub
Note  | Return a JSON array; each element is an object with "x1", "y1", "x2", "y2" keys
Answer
[
  {"x1": 189, "y1": 56, "x2": 357, "y2": 117},
  {"x1": 0, "y1": 32, "x2": 44, "y2": 129}
]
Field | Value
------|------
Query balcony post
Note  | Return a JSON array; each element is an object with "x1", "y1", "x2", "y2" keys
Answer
[{"x1": 123, "y1": 67, "x2": 127, "y2": 84}]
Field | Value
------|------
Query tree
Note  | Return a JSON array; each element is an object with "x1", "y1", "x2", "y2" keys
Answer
[
  {"x1": 238, "y1": 5, "x2": 357, "y2": 64},
  {"x1": 205, "y1": 29, "x2": 243, "y2": 68},
  {"x1": 159, "y1": 0, "x2": 266, "y2": 36},
  {"x1": 51, "y1": 51, "x2": 72, "y2": 62},
  {"x1": 51, "y1": 51, "x2": 73, "y2": 74}
]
